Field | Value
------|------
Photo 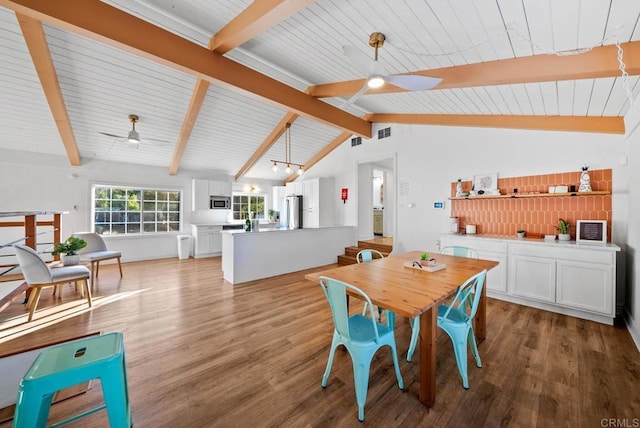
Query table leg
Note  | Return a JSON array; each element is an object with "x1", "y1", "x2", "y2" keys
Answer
[
  {"x1": 418, "y1": 306, "x2": 437, "y2": 407},
  {"x1": 474, "y1": 280, "x2": 487, "y2": 340}
]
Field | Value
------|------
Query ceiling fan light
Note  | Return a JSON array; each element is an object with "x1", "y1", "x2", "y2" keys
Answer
[
  {"x1": 128, "y1": 129, "x2": 140, "y2": 144},
  {"x1": 367, "y1": 75, "x2": 385, "y2": 89}
]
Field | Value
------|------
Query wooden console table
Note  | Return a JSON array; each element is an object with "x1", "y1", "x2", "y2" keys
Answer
[{"x1": 0, "y1": 211, "x2": 63, "y2": 312}]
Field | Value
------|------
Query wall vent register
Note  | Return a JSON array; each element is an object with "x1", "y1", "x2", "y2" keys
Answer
[{"x1": 378, "y1": 127, "x2": 391, "y2": 139}]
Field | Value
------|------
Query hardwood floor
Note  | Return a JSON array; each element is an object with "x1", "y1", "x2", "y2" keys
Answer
[{"x1": 0, "y1": 257, "x2": 638, "y2": 427}]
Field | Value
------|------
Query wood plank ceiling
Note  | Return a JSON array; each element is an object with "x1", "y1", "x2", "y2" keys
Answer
[{"x1": 0, "y1": 0, "x2": 639, "y2": 182}]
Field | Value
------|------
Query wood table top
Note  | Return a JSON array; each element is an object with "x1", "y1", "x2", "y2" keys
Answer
[{"x1": 305, "y1": 251, "x2": 499, "y2": 319}]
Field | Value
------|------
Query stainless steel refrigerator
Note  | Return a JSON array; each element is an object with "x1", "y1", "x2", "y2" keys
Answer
[{"x1": 285, "y1": 195, "x2": 303, "y2": 229}]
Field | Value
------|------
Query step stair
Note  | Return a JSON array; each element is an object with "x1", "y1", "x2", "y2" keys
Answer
[{"x1": 337, "y1": 240, "x2": 393, "y2": 266}]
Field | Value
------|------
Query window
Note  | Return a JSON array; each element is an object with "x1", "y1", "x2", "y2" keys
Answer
[
  {"x1": 232, "y1": 193, "x2": 265, "y2": 220},
  {"x1": 93, "y1": 185, "x2": 181, "y2": 235}
]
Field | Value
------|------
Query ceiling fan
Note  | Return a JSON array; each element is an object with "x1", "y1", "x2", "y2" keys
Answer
[
  {"x1": 342, "y1": 32, "x2": 442, "y2": 105},
  {"x1": 98, "y1": 114, "x2": 171, "y2": 147}
]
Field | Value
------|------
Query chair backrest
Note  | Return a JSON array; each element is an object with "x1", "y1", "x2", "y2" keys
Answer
[
  {"x1": 440, "y1": 246, "x2": 479, "y2": 259},
  {"x1": 73, "y1": 232, "x2": 107, "y2": 253},
  {"x1": 356, "y1": 249, "x2": 384, "y2": 264},
  {"x1": 441, "y1": 270, "x2": 487, "y2": 321},
  {"x1": 319, "y1": 276, "x2": 380, "y2": 342},
  {"x1": 13, "y1": 244, "x2": 53, "y2": 284}
]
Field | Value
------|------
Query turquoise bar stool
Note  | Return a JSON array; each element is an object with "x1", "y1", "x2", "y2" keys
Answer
[{"x1": 13, "y1": 332, "x2": 131, "y2": 428}]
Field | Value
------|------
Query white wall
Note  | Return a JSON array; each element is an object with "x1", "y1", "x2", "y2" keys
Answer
[
  {"x1": 0, "y1": 149, "x2": 263, "y2": 262},
  {"x1": 624, "y1": 112, "x2": 640, "y2": 350}
]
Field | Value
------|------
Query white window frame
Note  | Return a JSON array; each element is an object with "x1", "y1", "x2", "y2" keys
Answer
[
  {"x1": 232, "y1": 193, "x2": 266, "y2": 220},
  {"x1": 91, "y1": 184, "x2": 182, "y2": 236}
]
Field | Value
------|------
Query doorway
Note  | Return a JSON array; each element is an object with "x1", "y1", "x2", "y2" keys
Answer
[{"x1": 357, "y1": 155, "x2": 396, "y2": 242}]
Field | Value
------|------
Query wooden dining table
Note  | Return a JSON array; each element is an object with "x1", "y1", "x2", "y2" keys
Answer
[{"x1": 305, "y1": 250, "x2": 499, "y2": 407}]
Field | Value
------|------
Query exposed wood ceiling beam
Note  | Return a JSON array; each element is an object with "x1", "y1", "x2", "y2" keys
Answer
[
  {"x1": 210, "y1": 0, "x2": 316, "y2": 54},
  {"x1": 284, "y1": 114, "x2": 373, "y2": 183},
  {"x1": 369, "y1": 114, "x2": 625, "y2": 134},
  {"x1": 170, "y1": 0, "x2": 316, "y2": 175},
  {"x1": 235, "y1": 111, "x2": 299, "y2": 181},
  {"x1": 168, "y1": 79, "x2": 209, "y2": 175},
  {"x1": 2, "y1": 0, "x2": 372, "y2": 139},
  {"x1": 308, "y1": 41, "x2": 640, "y2": 98},
  {"x1": 16, "y1": 13, "x2": 80, "y2": 165}
]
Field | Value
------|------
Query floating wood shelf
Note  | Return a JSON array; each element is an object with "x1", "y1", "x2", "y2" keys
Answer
[{"x1": 449, "y1": 190, "x2": 610, "y2": 200}]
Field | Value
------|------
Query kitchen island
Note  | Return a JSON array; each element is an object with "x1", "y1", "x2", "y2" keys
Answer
[{"x1": 221, "y1": 226, "x2": 356, "y2": 284}]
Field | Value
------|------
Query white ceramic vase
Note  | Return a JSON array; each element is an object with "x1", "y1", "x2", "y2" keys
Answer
[
  {"x1": 62, "y1": 254, "x2": 80, "y2": 266},
  {"x1": 558, "y1": 233, "x2": 571, "y2": 241}
]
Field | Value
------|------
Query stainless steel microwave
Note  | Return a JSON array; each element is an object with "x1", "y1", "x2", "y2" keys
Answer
[{"x1": 210, "y1": 195, "x2": 231, "y2": 209}]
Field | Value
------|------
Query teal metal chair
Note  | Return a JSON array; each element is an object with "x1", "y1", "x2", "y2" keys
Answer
[
  {"x1": 319, "y1": 276, "x2": 403, "y2": 422},
  {"x1": 440, "y1": 246, "x2": 480, "y2": 259},
  {"x1": 407, "y1": 245, "x2": 479, "y2": 361},
  {"x1": 408, "y1": 270, "x2": 487, "y2": 389},
  {"x1": 356, "y1": 249, "x2": 385, "y2": 321},
  {"x1": 355, "y1": 249, "x2": 384, "y2": 263},
  {"x1": 13, "y1": 332, "x2": 131, "y2": 428}
]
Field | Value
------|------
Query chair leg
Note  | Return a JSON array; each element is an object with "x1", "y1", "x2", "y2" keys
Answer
[
  {"x1": 321, "y1": 336, "x2": 340, "y2": 388},
  {"x1": 27, "y1": 287, "x2": 43, "y2": 322},
  {"x1": 407, "y1": 316, "x2": 420, "y2": 362},
  {"x1": 117, "y1": 256, "x2": 123, "y2": 277},
  {"x1": 83, "y1": 279, "x2": 92, "y2": 308},
  {"x1": 95, "y1": 261, "x2": 100, "y2": 279},
  {"x1": 444, "y1": 327, "x2": 470, "y2": 389},
  {"x1": 91, "y1": 261, "x2": 97, "y2": 286},
  {"x1": 468, "y1": 328, "x2": 482, "y2": 368},
  {"x1": 389, "y1": 342, "x2": 404, "y2": 390},
  {"x1": 351, "y1": 351, "x2": 374, "y2": 422}
]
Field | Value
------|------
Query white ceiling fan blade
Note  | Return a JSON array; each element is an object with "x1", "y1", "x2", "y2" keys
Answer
[
  {"x1": 343, "y1": 45, "x2": 376, "y2": 76},
  {"x1": 386, "y1": 74, "x2": 442, "y2": 91},
  {"x1": 144, "y1": 137, "x2": 173, "y2": 145},
  {"x1": 339, "y1": 81, "x2": 370, "y2": 108},
  {"x1": 98, "y1": 132, "x2": 126, "y2": 139}
]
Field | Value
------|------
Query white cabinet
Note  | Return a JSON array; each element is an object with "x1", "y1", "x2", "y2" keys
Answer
[
  {"x1": 440, "y1": 235, "x2": 508, "y2": 293},
  {"x1": 302, "y1": 177, "x2": 335, "y2": 228},
  {"x1": 285, "y1": 181, "x2": 303, "y2": 196},
  {"x1": 440, "y1": 234, "x2": 619, "y2": 324},
  {"x1": 508, "y1": 243, "x2": 616, "y2": 317},
  {"x1": 191, "y1": 225, "x2": 222, "y2": 258},
  {"x1": 509, "y1": 254, "x2": 556, "y2": 302},
  {"x1": 192, "y1": 179, "x2": 210, "y2": 211},
  {"x1": 209, "y1": 181, "x2": 232, "y2": 196},
  {"x1": 556, "y1": 260, "x2": 614, "y2": 315},
  {"x1": 192, "y1": 179, "x2": 232, "y2": 211}
]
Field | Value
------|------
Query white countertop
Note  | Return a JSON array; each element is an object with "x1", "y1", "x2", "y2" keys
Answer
[
  {"x1": 441, "y1": 233, "x2": 621, "y2": 251},
  {"x1": 221, "y1": 225, "x2": 349, "y2": 235}
]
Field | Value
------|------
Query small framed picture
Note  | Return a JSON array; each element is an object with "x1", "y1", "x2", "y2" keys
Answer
[
  {"x1": 576, "y1": 220, "x2": 607, "y2": 244},
  {"x1": 473, "y1": 173, "x2": 498, "y2": 192}
]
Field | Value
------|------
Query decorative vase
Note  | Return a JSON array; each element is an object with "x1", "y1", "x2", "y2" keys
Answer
[
  {"x1": 62, "y1": 254, "x2": 80, "y2": 266},
  {"x1": 558, "y1": 233, "x2": 571, "y2": 241},
  {"x1": 517, "y1": 232, "x2": 525, "y2": 239}
]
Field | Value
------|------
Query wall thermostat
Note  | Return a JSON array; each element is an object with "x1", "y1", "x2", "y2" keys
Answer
[{"x1": 434, "y1": 201, "x2": 445, "y2": 209}]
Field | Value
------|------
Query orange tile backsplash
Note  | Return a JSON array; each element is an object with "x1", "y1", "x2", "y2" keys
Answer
[{"x1": 450, "y1": 169, "x2": 612, "y2": 241}]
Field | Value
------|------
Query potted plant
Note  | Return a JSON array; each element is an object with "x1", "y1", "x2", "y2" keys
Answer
[
  {"x1": 517, "y1": 230, "x2": 525, "y2": 239},
  {"x1": 420, "y1": 252, "x2": 430, "y2": 266},
  {"x1": 52, "y1": 236, "x2": 87, "y2": 266},
  {"x1": 555, "y1": 219, "x2": 571, "y2": 241},
  {"x1": 268, "y1": 209, "x2": 275, "y2": 222}
]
